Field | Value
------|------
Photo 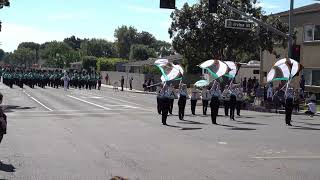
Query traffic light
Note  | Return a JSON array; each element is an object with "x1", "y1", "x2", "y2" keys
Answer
[
  {"x1": 209, "y1": 0, "x2": 218, "y2": 13},
  {"x1": 160, "y1": 0, "x2": 175, "y2": 9},
  {"x1": 292, "y1": 45, "x2": 301, "y2": 62}
]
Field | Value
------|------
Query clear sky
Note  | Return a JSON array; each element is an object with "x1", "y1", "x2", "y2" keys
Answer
[{"x1": 0, "y1": 0, "x2": 316, "y2": 52}]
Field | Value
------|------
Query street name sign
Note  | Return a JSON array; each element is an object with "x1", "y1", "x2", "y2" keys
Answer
[{"x1": 225, "y1": 19, "x2": 254, "y2": 30}]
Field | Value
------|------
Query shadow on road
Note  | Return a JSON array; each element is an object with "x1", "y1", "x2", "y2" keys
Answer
[
  {"x1": 180, "y1": 128, "x2": 203, "y2": 131},
  {"x1": 0, "y1": 162, "x2": 16, "y2": 173},
  {"x1": 229, "y1": 127, "x2": 257, "y2": 131},
  {"x1": 177, "y1": 119, "x2": 208, "y2": 125},
  {"x1": 234, "y1": 120, "x2": 267, "y2": 125},
  {"x1": 290, "y1": 125, "x2": 320, "y2": 131},
  {"x1": 2, "y1": 105, "x2": 35, "y2": 113}
]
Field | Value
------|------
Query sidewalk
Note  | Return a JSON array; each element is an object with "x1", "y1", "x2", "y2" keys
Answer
[{"x1": 101, "y1": 84, "x2": 157, "y2": 95}]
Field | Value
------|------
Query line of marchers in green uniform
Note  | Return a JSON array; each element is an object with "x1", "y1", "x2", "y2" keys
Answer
[{"x1": 1, "y1": 69, "x2": 102, "y2": 90}]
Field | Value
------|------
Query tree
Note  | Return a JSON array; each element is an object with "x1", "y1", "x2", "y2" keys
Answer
[
  {"x1": 10, "y1": 47, "x2": 37, "y2": 68},
  {"x1": 169, "y1": 0, "x2": 288, "y2": 73},
  {"x1": 18, "y1": 42, "x2": 40, "y2": 61},
  {"x1": 136, "y1": 31, "x2": 156, "y2": 46},
  {"x1": 129, "y1": 44, "x2": 157, "y2": 61},
  {"x1": 80, "y1": 39, "x2": 117, "y2": 58},
  {"x1": 0, "y1": 49, "x2": 5, "y2": 61},
  {"x1": 114, "y1": 25, "x2": 138, "y2": 59},
  {"x1": 39, "y1": 41, "x2": 75, "y2": 68},
  {"x1": 150, "y1": 40, "x2": 174, "y2": 57},
  {"x1": 63, "y1": 35, "x2": 82, "y2": 50},
  {"x1": 82, "y1": 56, "x2": 97, "y2": 71}
]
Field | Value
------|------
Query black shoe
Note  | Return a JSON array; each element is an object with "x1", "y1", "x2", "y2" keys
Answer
[
  {"x1": 287, "y1": 123, "x2": 292, "y2": 126},
  {"x1": 162, "y1": 123, "x2": 167, "y2": 126}
]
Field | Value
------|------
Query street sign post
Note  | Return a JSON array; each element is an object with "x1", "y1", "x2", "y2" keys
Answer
[{"x1": 225, "y1": 19, "x2": 254, "y2": 30}]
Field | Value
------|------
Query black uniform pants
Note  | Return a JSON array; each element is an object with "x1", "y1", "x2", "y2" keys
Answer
[
  {"x1": 161, "y1": 98, "x2": 170, "y2": 125},
  {"x1": 202, "y1": 100, "x2": 209, "y2": 115},
  {"x1": 191, "y1": 100, "x2": 197, "y2": 115},
  {"x1": 285, "y1": 99, "x2": 293, "y2": 125},
  {"x1": 230, "y1": 95, "x2": 236, "y2": 120},
  {"x1": 210, "y1": 97, "x2": 219, "y2": 124},
  {"x1": 224, "y1": 100, "x2": 230, "y2": 116},
  {"x1": 178, "y1": 96, "x2": 186, "y2": 120},
  {"x1": 169, "y1": 99, "x2": 174, "y2": 114},
  {"x1": 236, "y1": 101, "x2": 242, "y2": 116},
  {"x1": 157, "y1": 97, "x2": 162, "y2": 114}
]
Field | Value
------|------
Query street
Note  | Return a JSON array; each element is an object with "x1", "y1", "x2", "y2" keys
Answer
[{"x1": 0, "y1": 84, "x2": 320, "y2": 180}]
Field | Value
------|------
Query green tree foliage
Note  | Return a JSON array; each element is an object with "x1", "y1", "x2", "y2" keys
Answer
[
  {"x1": 169, "y1": 0, "x2": 288, "y2": 73},
  {"x1": 82, "y1": 56, "x2": 97, "y2": 71},
  {"x1": 0, "y1": 49, "x2": 5, "y2": 61},
  {"x1": 150, "y1": 40, "x2": 173, "y2": 57},
  {"x1": 80, "y1": 39, "x2": 117, "y2": 58},
  {"x1": 136, "y1": 31, "x2": 156, "y2": 46},
  {"x1": 10, "y1": 47, "x2": 37, "y2": 68},
  {"x1": 63, "y1": 35, "x2": 82, "y2": 50},
  {"x1": 96, "y1": 58, "x2": 128, "y2": 71},
  {"x1": 129, "y1": 44, "x2": 157, "y2": 61},
  {"x1": 39, "y1": 41, "x2": 76, "y2": 68},
  {"x1": 114, "y1": 25, "x2": 138, "y2": 59},
  {"x1": 18, "y1": 42, "x2": 40, "y2": 61}
]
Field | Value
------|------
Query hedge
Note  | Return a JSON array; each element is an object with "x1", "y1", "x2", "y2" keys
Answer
[{"x1": 97, "y1": 58, "x2": 128, "y2": 72}]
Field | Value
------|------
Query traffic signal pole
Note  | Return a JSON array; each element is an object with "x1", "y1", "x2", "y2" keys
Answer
[{"x1": 288, "y1": 0, "x2": 294, "y2": 58}]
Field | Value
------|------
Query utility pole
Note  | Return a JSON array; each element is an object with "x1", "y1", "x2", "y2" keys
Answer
[{"x1": 288, "y1": 0, "x2": 294, "y2": 58}]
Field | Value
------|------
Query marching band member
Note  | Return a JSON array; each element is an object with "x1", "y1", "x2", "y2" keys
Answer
[
  {"x1": 156, "y1": 85, "x2": 162, "y2": 115},
  {"x1": 190, "y1": 85, "x2": 200, "y2": 115},
  {"x1": 178, "y1": 84, "x2": 188, "y2": 120},
  {"x1": 210, "y1": 82, "x2": 221, "y2": 124},
  {"x1": 201, "y1": 86, "x2": 210, "y2": 115},
  {"x1": 159, "y1": 84, "x2": 171, "y2": 125},
  {"x1": 168, "y1": 83, "x2": 177, "y2": 115},
  {"x1": 285, "y1": 87, "x2": 294, "y2": 126},
  {"x1": 236, "y1": 86, "x2": 244, "y2": 116},
  {"x1": 222, "y1": 85, "x2": 231, "y2": 116},
  {"x1": 229, "y1": 84, "x2": 237, "y2": 120}
]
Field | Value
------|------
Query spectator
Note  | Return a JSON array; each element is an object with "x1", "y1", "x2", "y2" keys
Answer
[
  {"x1": 120, "y1": 76, "x2": 124, "y2": 91},
  {"x1": 242, "y1": 77, "x2": 247, "y2": 93},
  {"x1": 129, "y1": 77, "x2": 133, "y2": 90},
  {"x1": 143, "y1": 80, "x2": 147, "y2": 92},
  {"x1": 300, "y1": 75, "x2": 305, "y2": 93},
  {"x1": 0, "y1": 93, "x2": 7, "y2": 145},
  {"x1": 105, "y1": 74, "x2": 109, "y2": 85},
  {"x1": 305, "y1": 101, "x2": 317, "y2": 117}
]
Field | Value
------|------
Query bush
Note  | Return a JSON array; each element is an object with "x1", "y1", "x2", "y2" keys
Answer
[{"x1": 97, "y1": 58, "x2": 128, "y2": 71}]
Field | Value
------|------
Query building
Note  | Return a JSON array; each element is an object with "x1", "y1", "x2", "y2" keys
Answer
[{"x1": 262, "y1": 3, "x2": 320, "y2": 93}]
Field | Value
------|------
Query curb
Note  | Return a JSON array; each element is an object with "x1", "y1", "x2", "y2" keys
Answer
[{"x1": 101, "y1": 84, "x2": 157, "y2": 95}]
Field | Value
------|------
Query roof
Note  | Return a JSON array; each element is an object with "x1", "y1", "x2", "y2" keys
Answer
[
  {"x1": 274, "y1": 3, "x2": 320, "y2": 17},
  {"x1": 123, "y1": 54, "x2": 183, "y2": 67}
]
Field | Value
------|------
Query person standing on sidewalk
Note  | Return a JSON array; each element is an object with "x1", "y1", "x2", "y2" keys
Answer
[
  {"x1": 178, "y1": 84, "x2": 188, "y2": 120},
  {"x1": 129, "y1": 77, "x2": 133, "y2": 90},
  {"x1": 120, "y1": 76, "x2": 124, "y2": 91}
]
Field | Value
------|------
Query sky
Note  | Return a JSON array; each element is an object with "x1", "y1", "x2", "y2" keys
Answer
[{"x1": 0, "y1": 0, "x2": 316, "y2": 52}]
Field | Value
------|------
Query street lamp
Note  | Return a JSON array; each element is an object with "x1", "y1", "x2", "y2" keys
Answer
[{"x1": 288, "y1": 0, "x2": 294, "y2": 58}]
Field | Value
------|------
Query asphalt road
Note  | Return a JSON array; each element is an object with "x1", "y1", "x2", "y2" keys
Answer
[{"x1": 0, "y1": 84, "x2": 319, "y2": 180}]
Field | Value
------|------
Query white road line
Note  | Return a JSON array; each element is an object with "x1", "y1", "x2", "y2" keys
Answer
[
  {"x1": 23, "y1": 90, "x2": 53, "y2": 112},
  {"x1": 67, "y1": 95, "x2": 111, "y2": 110},
  {"x1": 83, "y1": 91, "x2": 143, "y2": 106},
  {"x1": 252, "y1": 156, "x2": 320, "y2": 160}
]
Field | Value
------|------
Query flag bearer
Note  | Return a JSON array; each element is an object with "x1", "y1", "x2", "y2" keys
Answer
[
  {"x1": 178, "y1": 84, "x2": 188, "y2": 120},
  {"x1": 201, "y1": 86, "x2": 210, "y2": 115},
  {"x1": 210, "y1": 83, "x2": 221, "y2": 124}
]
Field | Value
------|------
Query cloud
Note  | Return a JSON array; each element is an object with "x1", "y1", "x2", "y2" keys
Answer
[{"x1": 0, "y1": 23, "x2": 68, "y2": 52}]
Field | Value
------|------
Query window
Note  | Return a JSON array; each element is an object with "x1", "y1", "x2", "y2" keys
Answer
[
  {"x1": 303, "y1": 69, "x2": 320, "y2": 86},
  {"x1": 253, "y1": 70, "x2": 260, "y2": 74},
  {"x1": 304, "y1": 24, "x2": 320, "y2": 42}
]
